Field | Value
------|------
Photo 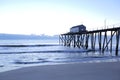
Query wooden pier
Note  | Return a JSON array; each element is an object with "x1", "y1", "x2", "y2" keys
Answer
[{"x1": 59, "y1": 27, "x2": 120, "y2": 56}]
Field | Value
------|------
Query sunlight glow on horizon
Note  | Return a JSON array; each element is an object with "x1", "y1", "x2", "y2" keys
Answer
[{"x1": 0, "y1": 0, "x2": 120, "y2": 35}]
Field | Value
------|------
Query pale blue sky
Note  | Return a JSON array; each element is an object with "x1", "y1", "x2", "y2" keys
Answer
[{"x1": 0, "y1": 0, "x2": 120, "y2": 35}]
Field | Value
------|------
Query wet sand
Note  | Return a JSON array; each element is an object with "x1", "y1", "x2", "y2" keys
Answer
[{"x1": 0, "y1": 62, "x2": 120, "y2": 80}]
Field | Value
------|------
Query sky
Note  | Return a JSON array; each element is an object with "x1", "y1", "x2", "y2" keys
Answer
[{"x1": 0, "y1": 0, "x2": 120, "y2": 35}]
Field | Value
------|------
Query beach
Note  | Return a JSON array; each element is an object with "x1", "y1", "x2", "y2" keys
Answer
[{"x1": 0, "y1": 62, "x2": 120, "y2": 80}]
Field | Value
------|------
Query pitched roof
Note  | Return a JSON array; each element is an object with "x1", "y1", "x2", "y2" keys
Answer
[{"x1": 71, "y1": 24, "x2": 86, "y2": 29}]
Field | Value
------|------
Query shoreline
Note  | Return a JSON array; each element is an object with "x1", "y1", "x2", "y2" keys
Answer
[
  {"x1": 0, "y1": 62, "x2": 120, "y2": 80},
  {"x1": 0, "y1": 57, "x2": 120, "y2": 73}
]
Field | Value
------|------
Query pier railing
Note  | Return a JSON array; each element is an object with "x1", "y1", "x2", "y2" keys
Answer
[{"x1": 59, "y1": 27, "x2": 120, "y2": 56}]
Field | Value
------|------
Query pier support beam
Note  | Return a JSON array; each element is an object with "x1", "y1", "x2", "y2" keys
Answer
[
  {"x1": 98, "y1": 32, "x2": 102, "y2": 51},
  {"x1": 110, "y1": 31, "x2": 113, "y2": 53},
  {"x1": 115, "y1": 31, "x2": 119, "y2": 56}
]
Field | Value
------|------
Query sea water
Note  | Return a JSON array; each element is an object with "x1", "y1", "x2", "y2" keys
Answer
[{"x1": 0, "y1": 39, "x2": 120, "y2": 72}]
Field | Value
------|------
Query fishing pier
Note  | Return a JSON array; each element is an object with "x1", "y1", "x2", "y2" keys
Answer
[{"x1": 59, "y1": 25, "x2": 120, "y2": 56}]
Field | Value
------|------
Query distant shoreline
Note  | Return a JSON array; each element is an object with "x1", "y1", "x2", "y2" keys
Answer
[{"x1": 0, "y1": 33, "x2": 58, "y2": 40}]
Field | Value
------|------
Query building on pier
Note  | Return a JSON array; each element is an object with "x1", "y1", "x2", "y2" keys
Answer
[{"x1": 70, "y1": 24, "x2": 87, "y2": 33}]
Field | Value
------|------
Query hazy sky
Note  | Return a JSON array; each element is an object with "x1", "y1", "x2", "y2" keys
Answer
[{"x1": 0, "y1": 0, "x2": 120, "y2": 35}]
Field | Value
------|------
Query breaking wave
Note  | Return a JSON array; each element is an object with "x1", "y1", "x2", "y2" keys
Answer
[
  {"x1": 0, "y1": 44, "x2": 58, "y2": 47},
  {"x1": 0, "y1": 50, "x2": 89, "y2": 54}
]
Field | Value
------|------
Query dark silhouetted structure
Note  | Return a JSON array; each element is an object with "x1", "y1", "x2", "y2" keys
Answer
[
  {"x1": 70, "y1": 24, "x2": 86, "y2": 33},
  {"x1": 59, "y1": 25, "x2": 120, "y2": 56}
]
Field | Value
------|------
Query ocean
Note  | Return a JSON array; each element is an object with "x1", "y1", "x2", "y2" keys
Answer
[{"x1": 0, "y1": 39, "x2": 120, "y2": 72}]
